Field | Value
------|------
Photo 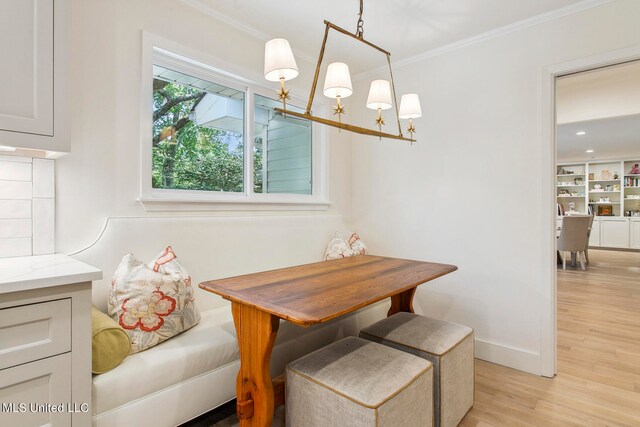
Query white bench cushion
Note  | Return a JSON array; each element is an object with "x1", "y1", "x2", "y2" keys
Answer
[{"x1": 92, "y1": 307, "x2": 237, "y2": 416}]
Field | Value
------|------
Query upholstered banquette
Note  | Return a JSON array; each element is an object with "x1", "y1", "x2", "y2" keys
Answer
[{"x1": 74, "y1": 215, "x2": 387, "y2": 427}]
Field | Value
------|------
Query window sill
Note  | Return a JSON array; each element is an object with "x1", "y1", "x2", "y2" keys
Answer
[{"x1": 137, "y1": 195, "x2": 331, "y2": 212}]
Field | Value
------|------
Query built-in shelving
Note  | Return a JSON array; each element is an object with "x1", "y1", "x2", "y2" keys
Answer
[{"x1": 557, "y1": 159, "x2": 640, "y2": 217}]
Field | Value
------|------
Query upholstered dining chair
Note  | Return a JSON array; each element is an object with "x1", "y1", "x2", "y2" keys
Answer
[{"x1": 557, "y1": 215, "x2": 591, "y2": 270}]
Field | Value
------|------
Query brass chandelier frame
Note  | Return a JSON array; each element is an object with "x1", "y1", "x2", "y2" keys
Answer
[{"x1": 274, "y1": 20, "x2": 415, "y2": 143}]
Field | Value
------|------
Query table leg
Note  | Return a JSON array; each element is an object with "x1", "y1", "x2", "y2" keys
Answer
[
  {"x1": 232, "y1": 302, "x2": 280, "y2": 427},
  {"x1": 387, "y1": 287, "x2": 416, "y2": 317}
]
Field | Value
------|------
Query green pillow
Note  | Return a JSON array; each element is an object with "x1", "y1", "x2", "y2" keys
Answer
[{"x1": 92, "y1": 306, "x2": 131, "y2": 374}]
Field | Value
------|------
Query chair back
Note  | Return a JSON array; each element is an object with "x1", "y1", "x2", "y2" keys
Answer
[{"x1": 557, "y1": 215, "x2": 590, "y2": 252}]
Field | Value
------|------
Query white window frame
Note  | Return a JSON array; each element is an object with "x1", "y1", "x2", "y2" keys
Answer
[{"x1": 139, "y1": 33, "x2": 329, "y2": 211}]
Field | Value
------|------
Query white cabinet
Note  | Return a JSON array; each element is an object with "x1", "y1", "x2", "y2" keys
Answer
[
  {"x1": 589, "y1": 218, "x2": 600, "y2": 247},
  {"x1": 0, "y1": 0, "x2": 69, "y2": 154},
  {"x1": 0, "y1": 353, "x2": 72, "y2": 427},
  {"x1": 599, "y1": 218, "x2": 630, "y2": 248},
  {"x1": 0, "y1": 255, "x2": 101, "y2": 427},
  {"x1": 630, "y1": 219, "x2": 640, "y2": 249}
]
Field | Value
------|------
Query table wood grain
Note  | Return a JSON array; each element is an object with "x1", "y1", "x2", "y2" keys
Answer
[{"x1": 200, "y1": 255, "x2": 457, "y2": 327}]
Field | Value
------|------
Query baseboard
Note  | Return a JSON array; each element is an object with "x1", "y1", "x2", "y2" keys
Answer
[{"x1": 474, "y1": 338, "x2": 541, "y2": 375}]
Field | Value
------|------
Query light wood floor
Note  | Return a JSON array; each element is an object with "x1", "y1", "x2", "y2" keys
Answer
[{"x1": 460, "y1": 249, "x2": 640, "y2": 426}]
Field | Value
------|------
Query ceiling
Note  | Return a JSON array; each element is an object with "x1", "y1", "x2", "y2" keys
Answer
[
  {"x1": 556, "y1": 60, "x2": 640, "y2": 162},
  {"x1": 184, "y1": 0, "x2": 590, "y2": 75},
  {"x1": 556, "y1": 61, "x2": 640, "y2": 124},
  {"x1": 557, "y1": 115, "x2": 640, "y2": 162}
]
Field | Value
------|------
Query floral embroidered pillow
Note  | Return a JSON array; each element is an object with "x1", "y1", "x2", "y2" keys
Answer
[
  {"x1": 108, "y1": 246, "x2": 201, "y2": 354},
  {"x1": 324, "y1": 232, "x2": 368, "y2": 260}
]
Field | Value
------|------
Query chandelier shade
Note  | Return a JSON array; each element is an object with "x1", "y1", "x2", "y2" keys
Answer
[
  {"x1": 366, "y1": 80, "x2": 393, "y2": 110},
  {"x1": 264, "y1": 38, "x2": 299, "y2": 82},
  {"x1": 398, "y1": 94, "x2": 422, "y2": 119},
  {"x1": 323, "y1": 62, "x2": 353, "y2": 99}
]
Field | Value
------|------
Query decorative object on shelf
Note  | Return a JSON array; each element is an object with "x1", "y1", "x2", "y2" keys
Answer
[
  {"x1": 630, "y1": 163, "x2": 640, "y2": 174},
  {"x1": 574, "y1": 177, "x2": 583, "y2": 185},
  {"x1": 599, "y1": 197, "x2": 610, "y2": 203},
  {"x1": 557, "y1": 203, "x2": 565, "y2": 216},
  {"x1": 614, "y1": 171, "x2": 619, "y2": 179},
  {"x1": 568, "y1": 202, "x2": 577, "y2": 213},
  {"x1": 605, "y1": 184, "x2": 613, "y2": 192},
  {"x1": 594, "y1": 184, "x2": 602, "y2": 190},
  {"x1": 600, "y1": 169, "x2": 613, "y2": 180},
  {"x1": 559, "y1": 189, "x2": 570, "y2": 195},
  {"x1": 559, "y1": 168, "x2": 574, "y2": 175},
  {"x1": 263, "y1": 0, "x2": 417, "y2": 142},
  {"x1": 613, "y1": 184, "x2": 620, "y2": 191},
  {"x1": 625, "y1": 176, "x2": 640, "y2": 187},
  {"x1": 597, "y1": 205, "x2": 613, "y2": 216},
  {"x1": 589, "y1": 172, "x2": 595, "y2": 180},
  {"x1": 570, "y1": 192, "x2": 578, "y2": 196}
]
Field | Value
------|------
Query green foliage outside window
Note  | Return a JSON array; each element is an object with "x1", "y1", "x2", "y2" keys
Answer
[{"x1": 152, "y1": 78, "x2": 263, "y2": 193}]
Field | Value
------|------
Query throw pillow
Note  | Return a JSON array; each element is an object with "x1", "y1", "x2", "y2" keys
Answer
[
  {"x1": 92, "y1": 306, "x2": 131, "y2": 374},
  {"x1": 324, "y1": 232, "x2": 368, "y2": 260},
  {"x1": 108, "y1": 246, "x2": 201, "y2": 353},
  {"x1": 348, "y1": 233, "x2": 368, "y2": 256}
]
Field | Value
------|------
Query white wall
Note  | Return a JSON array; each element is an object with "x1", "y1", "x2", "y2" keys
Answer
[
  {"x1": 350, "y1": 0, "x2": 640, "y2": 374},
  {"x1": 56, "y1": 0, "x2": 352, "y2": 259}
]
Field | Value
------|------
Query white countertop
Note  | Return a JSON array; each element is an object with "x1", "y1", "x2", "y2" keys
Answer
[{"x1": 0, "y1": 254, "x2": 102, "y2": 294}]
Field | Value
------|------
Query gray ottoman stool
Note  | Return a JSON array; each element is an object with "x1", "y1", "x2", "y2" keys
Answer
[
  {"x1": 360, "y1": 313, "x2": 474, "y2": 427},
  {"x1": 286, "y1": 336, "x2": 433, "y2": 427}
]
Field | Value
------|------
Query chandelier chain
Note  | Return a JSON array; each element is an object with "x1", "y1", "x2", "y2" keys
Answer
[{"x1": 356, "y1": 0, "x2": 365, "y2": 38}]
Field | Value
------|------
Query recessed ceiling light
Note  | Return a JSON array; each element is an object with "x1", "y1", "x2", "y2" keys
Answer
[
  {"x1": 586, "y1": 149, "x2": 594, "y2": 153},
  {"x1": 576, "y1": 131, "x2": 587, "y2": 136}
]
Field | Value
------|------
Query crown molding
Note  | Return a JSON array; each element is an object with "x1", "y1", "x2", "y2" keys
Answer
[
  {"x1": 178, "y1": 0, "x2": 317, "y2": 64},
  {"x1": 353, "y1": 0, "x2": 615, "y2": 81}
]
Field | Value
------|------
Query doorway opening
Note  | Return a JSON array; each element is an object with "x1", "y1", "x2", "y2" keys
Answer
[{"x1": 550, "y1": 59, "x2": 640, "y2": 417}]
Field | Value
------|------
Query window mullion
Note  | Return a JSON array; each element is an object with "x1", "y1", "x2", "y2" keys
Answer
[{"x1": 245, "y1": 87, "x2": 254, "y2": 197}]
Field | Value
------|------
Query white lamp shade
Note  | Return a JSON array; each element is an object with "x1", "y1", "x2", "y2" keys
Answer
[
  {"x1": 323, "y1": 62, "x2": 353, "y2": 99},
  {"x1": 366, "y1": 80, "x2": 392, "y2": 110},
  {"x1": 398, "y1": 94, "x2": 422, "y2": 119},
  {"x1": 264, "y1": 38, "x2": 299, "y2": 82}
]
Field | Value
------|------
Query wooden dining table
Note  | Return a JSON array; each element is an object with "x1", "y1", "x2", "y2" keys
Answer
[{"x1": 199, "y1": 255, "x2": 458, "y2": 427}]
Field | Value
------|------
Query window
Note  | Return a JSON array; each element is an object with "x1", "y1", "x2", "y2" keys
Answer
[
  {"x1": 141, "y1": 41, "x2": 327, "y2": 210},
  {"x1": 153, "y1": 65, "x2": 245, "y2": 193}
]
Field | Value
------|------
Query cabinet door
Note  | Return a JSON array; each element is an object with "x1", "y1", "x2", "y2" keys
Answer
[
  {"x1": 599, "y1": 218, "x2": 630, "y2": 248},
  {"x1": 0, "y1": 298, "x2": 71, "y2": 370},
  {"x1": 588, "y1": 219, "x2": 600, "y2": 247},
  {"x1": 0, "y1": 0, "x2": 53, "y2": 136},
  {"x1": 631, "y1": 220, "x2": 640, "y2": 249},
  {"x1": 0, "y1": 353, "x2": 71, "y2": 427}
]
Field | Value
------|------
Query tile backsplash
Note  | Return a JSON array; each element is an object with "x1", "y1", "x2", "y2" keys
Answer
[{"x1": 0, "y1": 155, "x2": 55, "y2": 258}]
